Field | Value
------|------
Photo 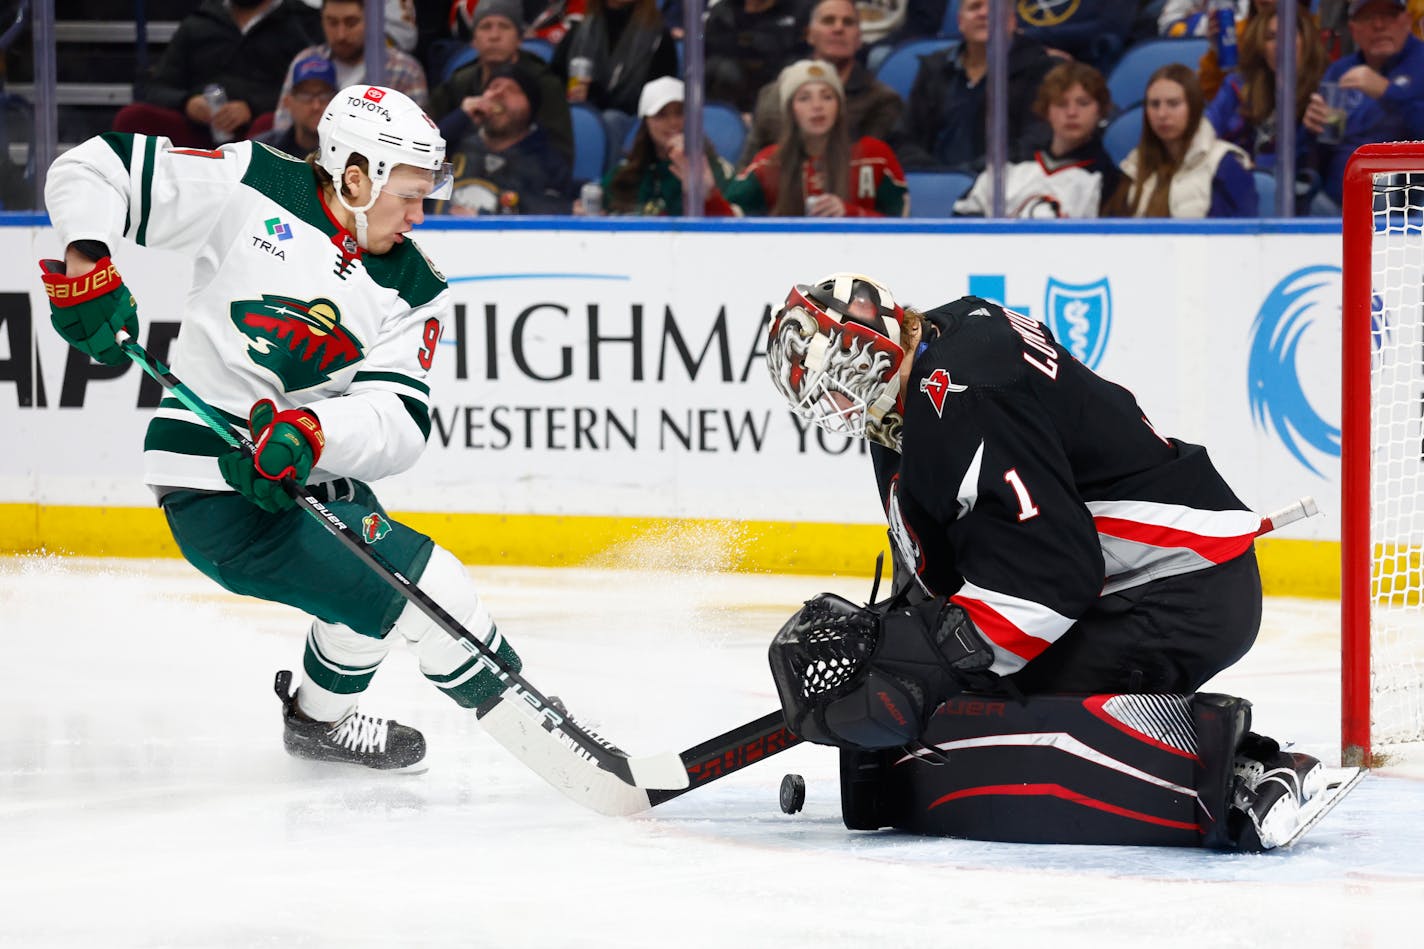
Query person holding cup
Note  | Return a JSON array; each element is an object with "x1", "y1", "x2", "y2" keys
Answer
[
  {"x1": 1303, "y1": 0, "x2": 1424, "y2": 207},
  {"x1": 722, "y1": 59, "x2": 908, "y2": 217},
  {"x1": 552, "y1": 0, "x2": 678, "y2": 117}
]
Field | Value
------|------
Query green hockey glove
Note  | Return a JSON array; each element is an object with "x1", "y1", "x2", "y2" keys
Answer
[
  {"x1": 39, "y1": 256, "x2": 139, "y2": 366},
  {"x1": 217, "y1": 400, "x2": 325, "y2": 513}
]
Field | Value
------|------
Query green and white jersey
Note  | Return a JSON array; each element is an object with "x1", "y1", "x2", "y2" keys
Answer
[{"x1": 45, "y1": 133, "x2": 449, "y2": 492}]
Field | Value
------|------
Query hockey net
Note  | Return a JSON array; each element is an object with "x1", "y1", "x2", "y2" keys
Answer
[{"x1": 1342, "y1": 143, "x2": 1424, "y2": 767}]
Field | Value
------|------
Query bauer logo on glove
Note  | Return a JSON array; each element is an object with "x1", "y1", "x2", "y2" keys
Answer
[{"x1": 38, "y1": 255, "x2": 140, "y2": 366}]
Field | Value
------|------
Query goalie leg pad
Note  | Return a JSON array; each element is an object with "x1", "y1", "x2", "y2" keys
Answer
[
  {"x1": 393, "y1": 546, "x2": 522, "y2": 708},
  {"x1": 840, "y1": 692, "x2": 1261, "y2": 847}
]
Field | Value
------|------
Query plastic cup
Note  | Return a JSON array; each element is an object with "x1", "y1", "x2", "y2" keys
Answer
[{"x1": 1318, "y1": 81, "x2": 1349, "y2": 144}]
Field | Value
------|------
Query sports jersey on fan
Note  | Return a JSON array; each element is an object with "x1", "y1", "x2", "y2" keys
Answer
[
  {"x1": 45, "y1": 133, "x2": 450, "y2": 493},
  {"x1": 725, "y1": 136, "x2": 908, "y2": 217},
  {"x1": 886, "y1": 297, "x2": 1260, "y2": 677}
]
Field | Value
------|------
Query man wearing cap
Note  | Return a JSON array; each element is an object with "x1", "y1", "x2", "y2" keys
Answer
[
  {"x1": 435, "y1": 61, "x2": 574, "y2": 214},
  {"x1": 429, "y1": 0, "x2": 574, "y2": 162},
  {"x1": 271, "y1": 0, "x2": 428, "y2": 134},
  {"x1": 258, "y1": 54, "x2": 338, "y2": 158},
  {"x1": 1303, "y1": 0, "x2": 1424, "y2": 206},
  {"x1": 738, "y1": 0, "x2": 903, "y2": 166}
]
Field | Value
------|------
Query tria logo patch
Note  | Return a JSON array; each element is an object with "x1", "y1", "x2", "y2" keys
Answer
[
  {"x1": 919, "y1": 368, "x2": 967, "y2": 416},
  {"x1": 362, "y1": 513, "x2": 392, "y2": 544},
  {"x1": 265, "y1": 217, "x2": 293, "y2": 241},
  {"x1": 229, "y1": 295, "x2": 364, "y2": 392}
]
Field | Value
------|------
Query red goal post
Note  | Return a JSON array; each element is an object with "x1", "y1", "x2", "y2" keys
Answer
[{"x1": 1342, "y1": 142, "x2": 1424, "y2": 768}]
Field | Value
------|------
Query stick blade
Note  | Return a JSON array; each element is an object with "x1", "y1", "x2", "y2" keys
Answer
[{"x1": 478, "y1": 699, "x2": 659, "y2": 816}]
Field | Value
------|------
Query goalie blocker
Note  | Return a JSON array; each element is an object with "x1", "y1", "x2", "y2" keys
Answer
[{"x1": 842, "y1": 690, "x2": 1278, "y2": 849}]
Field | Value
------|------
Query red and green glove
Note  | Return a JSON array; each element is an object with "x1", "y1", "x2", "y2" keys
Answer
[
  {"x1": 217, "y1": 400, "x2": 326, "y2": 513},
  {"x1": 39, "y1": 256, "x2": 139, "y2": 366}
]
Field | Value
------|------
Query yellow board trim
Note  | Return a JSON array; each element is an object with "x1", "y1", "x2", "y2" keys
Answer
[{"x1": 1, "y1": 503, "x2": 1340, "y2": 598}]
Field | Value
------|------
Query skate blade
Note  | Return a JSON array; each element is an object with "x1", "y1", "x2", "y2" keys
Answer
[{"x1": 1277, "y1": 766, "x2": 1365, "y2": 849}]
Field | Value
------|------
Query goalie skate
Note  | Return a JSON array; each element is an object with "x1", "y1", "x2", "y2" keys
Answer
[
  {"x1": 1270, "y1": 767, "x2": 1366, "y2": 849},
  {"x1": 274, "y1": 670, "x2": 427, "y2": 773}
]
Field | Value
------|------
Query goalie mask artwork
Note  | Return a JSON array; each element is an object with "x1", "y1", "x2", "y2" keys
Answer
[{"x1": 767, "y1": 273, "x2": 907, "y2": 451}]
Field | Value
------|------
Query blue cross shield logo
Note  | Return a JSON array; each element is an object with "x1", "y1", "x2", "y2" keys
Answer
[{"x1": 1045, "y1": 277, "x2": 1112, "y2": 369}]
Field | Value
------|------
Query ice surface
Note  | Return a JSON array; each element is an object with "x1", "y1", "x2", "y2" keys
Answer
[{"x1": 2, "y1": 555, "x2": 1422, "y2": 948}]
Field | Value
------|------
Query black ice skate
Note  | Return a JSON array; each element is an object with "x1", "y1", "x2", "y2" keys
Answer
[
  {"x1": 273, "y1": 670, "x2": 427, "y2": 771},
  {"x1": 1229, "y1": 732, "x2": 1325, "y2": 850}
]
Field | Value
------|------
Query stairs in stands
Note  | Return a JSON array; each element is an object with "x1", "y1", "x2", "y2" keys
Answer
[{"x1": 6, "y1": 0, "x2": 188, "y2": 148}]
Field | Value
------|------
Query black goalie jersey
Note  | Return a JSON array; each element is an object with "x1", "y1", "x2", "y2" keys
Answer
[{"x1": 885, "y1": 297, "x2": 1259, "y2": 679}]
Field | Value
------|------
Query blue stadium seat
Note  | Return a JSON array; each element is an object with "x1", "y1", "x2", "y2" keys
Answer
[
  {"x1": 702, "y1": 102, "x2": 748, "y2": 165},
  {"x1": 441, "y1": 45, "x2": 478, "y2": 83},
  {"x1": 1102, "y1": 104, "x2": 1142, "y2": 165},
  {"x1": 570, "y1": 104, "x2": 609, "y2": 184},
  {"x1": 874, "y1": 39, "x2": 958, "y2": 102},
  {"x1": 940, "y1": 0, "x2": 962, "y2": 40},
  {"x1": 520, "y1": 38, "x2": 554, "y2": 62},
  {"x1": 905, "y1": 171, "x2": 974, "y2": 218},
  {"x1": 1105, "y1": 38, "x2": 1210, "y2": 111},
  {"x1": 1254, "y1": 170, "x2": 1277, "y2": 216}
]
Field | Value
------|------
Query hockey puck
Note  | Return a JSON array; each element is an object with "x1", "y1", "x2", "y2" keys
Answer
[{"x1": 779, "y1": 773, "x2": 806, "y2": 814}]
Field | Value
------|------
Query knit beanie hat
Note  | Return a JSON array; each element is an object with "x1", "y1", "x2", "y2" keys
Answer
[
  {"x1": 471, "y1": 0, "x2": 526, "y2": 32},
  {"x1": 778, "y1": 59, "x2": 845, "y2": 113}
]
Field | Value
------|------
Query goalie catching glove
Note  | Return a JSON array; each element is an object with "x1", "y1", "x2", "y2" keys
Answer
[
  {"x1": 217, "y1": 400, "x2": 325, "y2": 513},
  {"x1": 768, "y1": 592, "x2": 997, "y2": 750},
  {"x1": 39, "y1": 255, "x2": 139, "y2": 366}
]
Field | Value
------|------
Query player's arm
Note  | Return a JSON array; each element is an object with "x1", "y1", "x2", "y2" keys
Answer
[{"x1": 300, "y1": 286, "x2": 450, "y2": 482}]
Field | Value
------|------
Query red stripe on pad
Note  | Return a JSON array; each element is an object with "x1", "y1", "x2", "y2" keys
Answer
[
  {"x1": 926, "y1": 783, "x2": 1200, "y2": 830},
  {"x1": 1093, "y1": 516, "x2": 1255, "y2": 564},
  {"x1": 950, "y1": 595, "x2": 1052, "y2": 664}
]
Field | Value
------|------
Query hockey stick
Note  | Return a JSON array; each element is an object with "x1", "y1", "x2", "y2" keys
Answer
[
  {"x1": 636, "y1": 496, "x2": 1328, "y2": 810},
  {"x1": 117, "y1": 335, "x2": 689, "y2": 802}
]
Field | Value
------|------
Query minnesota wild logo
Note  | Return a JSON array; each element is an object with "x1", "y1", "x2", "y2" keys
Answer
[
  {"x1": 362, "y1": 513, "x2": 391, "y2": 544},
  {"x1": 230, "y1": 294, "x2": 364, "y2": 391}
]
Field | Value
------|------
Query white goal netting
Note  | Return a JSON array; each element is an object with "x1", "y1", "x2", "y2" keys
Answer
[{"x1": 1367, "y1": 173, "x2": 1424, "y2": 756}]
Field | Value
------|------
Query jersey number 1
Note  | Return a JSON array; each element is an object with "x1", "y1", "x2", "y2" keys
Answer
[{"x1": 1003, "y1": 468, "x2": 1039, "y2": 521}]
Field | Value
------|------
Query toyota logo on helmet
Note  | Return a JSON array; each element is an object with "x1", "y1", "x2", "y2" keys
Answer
[{"x1": 767, "y1": 273, "x2": 907, "y2": 450}]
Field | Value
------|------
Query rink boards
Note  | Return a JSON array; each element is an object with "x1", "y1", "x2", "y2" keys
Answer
[{"x1": 0, "y1": 216, "x2": 1355, "y2": 594}]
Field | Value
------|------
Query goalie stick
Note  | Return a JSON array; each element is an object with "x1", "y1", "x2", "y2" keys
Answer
[{"x1": 118, "y1": 335, "x2": 689, "y2": 806}]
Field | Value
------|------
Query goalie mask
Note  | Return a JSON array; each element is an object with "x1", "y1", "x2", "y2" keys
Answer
[
  {"x1": 767, "y1": 273, "x2": 906, "y2": 450},
  {"x1": 317, "y1": 85, "x2": 454, "y2": 248}
]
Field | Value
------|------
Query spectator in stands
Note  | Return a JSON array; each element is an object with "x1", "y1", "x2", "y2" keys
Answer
[
  {"x1": 431, "y1": 0, "x2": 574, "y2": 161},
  {"x1": 434, "y1": 60, "x2": 574, "y2": 213},
  {"x1": 256, "y1": 54, "x2": 338, "y2": 158},
  {"x1": 1015, "y1": 0, "x2": 1137, "y2": 69},
  {"x1": 1106, "y1": 63, "x2": 1259, "y2": 216},
  {"x1": 270, "y1": 0, "x2": 429, "y2": 134},
  {"x1": 704, "y1": 0, "x2": 811, "y2": 113},
  {"x1": 1206, "y1": 6, "x2": 1327, "y2": 182},
  {"x1": 893, "y1": 0, "x2": 1058, "y2": 171},
  {"x1": 593, "y1": 77, "x2": 738, "y2": 215},
  {"x1": 724, "y1": 59, "x2": 909, "y2": 216},
  {"x1": 1191, "y1": 1, "x2": 1314, "y2": 101},
  {"x1": 739, "y1": 0, "x2": 904, "y2": 166},
  {"x1": 953, "y1": 61, "x2": 1120, "y2": 217},
  {"x1": 1303, "y1": 0, "x2": 1424, "y2": 207},
  {"x1": 114, "y1": 0, "x2": 320, "y2": 147},
  {"x1": 1159, "y1": 0, "x2": 1250, "y2": 37},
  {"x1": 553, "y1": 0, "x2": 679, "y2": 119}
]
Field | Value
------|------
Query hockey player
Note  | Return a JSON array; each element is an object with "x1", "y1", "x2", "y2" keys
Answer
[
  {"x1": 764, "y1": 274, "x2": 1326, "y2": 849},
  {"x1": 40, "y1": 86, "x2": 517, "y2": 772}
]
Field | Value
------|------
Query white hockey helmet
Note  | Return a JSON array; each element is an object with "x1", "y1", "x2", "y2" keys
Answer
[
  {"x1": 317, "y1": 85, "x2": 453, "y2": 243},
  {"x1": 767, "y1": 273, "x2": 907, "y2": 450}
]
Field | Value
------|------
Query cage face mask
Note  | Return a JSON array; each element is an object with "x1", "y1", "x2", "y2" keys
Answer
[{"x1": 766, "y1": 273, "x2": 906, "y2": 450}]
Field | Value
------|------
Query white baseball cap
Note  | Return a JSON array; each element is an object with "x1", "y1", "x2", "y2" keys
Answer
[{"x1": 638, "y1": 76, "x2": 684, "y2": 119}]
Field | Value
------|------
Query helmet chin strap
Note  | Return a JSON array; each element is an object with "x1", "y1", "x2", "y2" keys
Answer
[{"x1": 333, "y1": 181, "x2": 381, "y2": 250}]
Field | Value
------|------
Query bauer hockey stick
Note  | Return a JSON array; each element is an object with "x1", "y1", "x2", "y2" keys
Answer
[
  {"x1": 118, "y1": 335, "x2": 689, "y2": 806},
  {"x1": 639, "y1": 495, "x2": 1326, "y2": 809}
]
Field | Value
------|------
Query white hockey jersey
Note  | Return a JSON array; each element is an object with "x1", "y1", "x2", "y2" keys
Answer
[
  {"x1": 953, "y1": 152, "x2": 1105, "y2": 219},
  {"x1": 45, "y1": 134, "x2": 451, "y2": 493}
]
